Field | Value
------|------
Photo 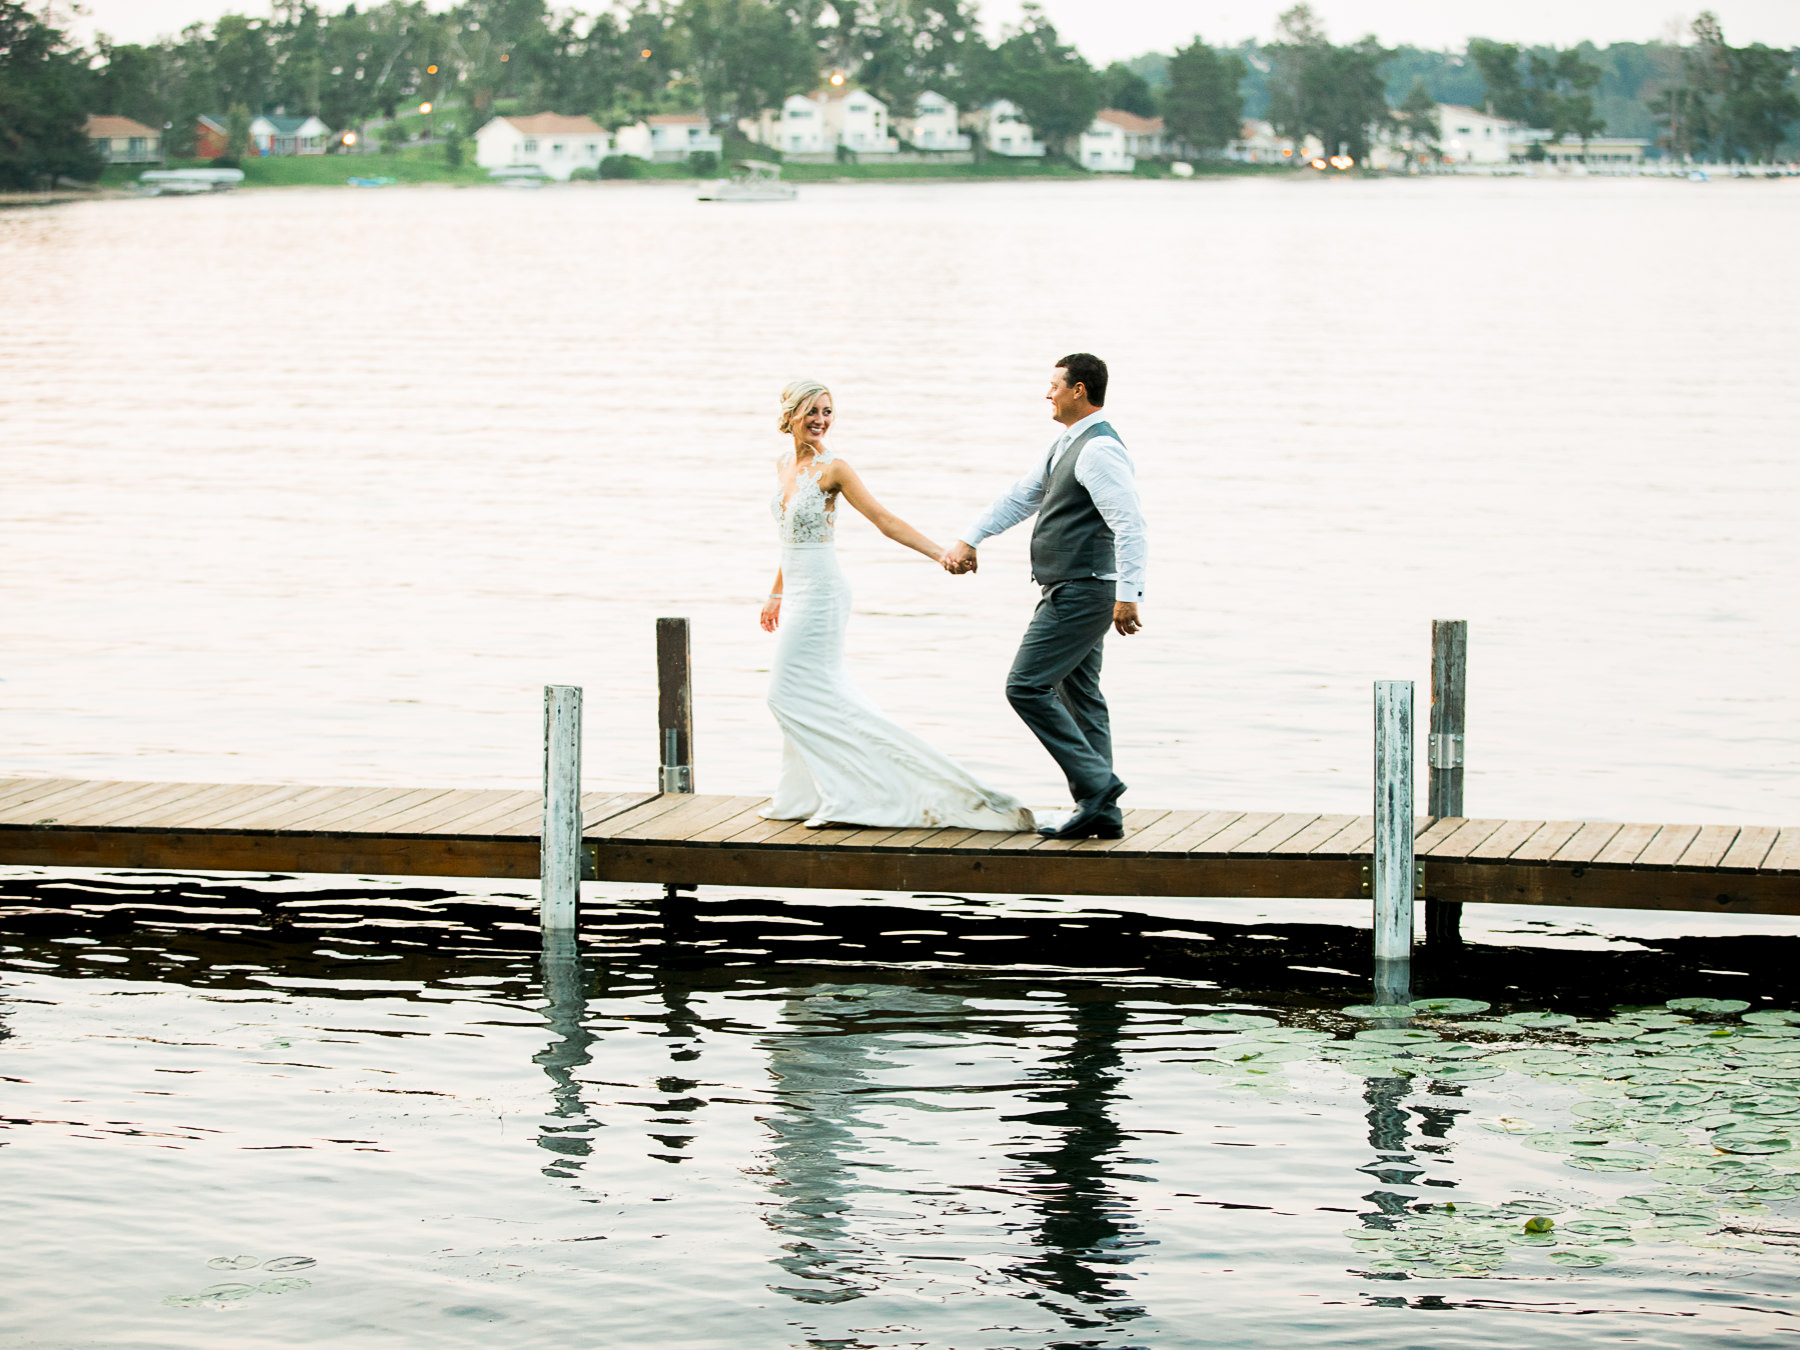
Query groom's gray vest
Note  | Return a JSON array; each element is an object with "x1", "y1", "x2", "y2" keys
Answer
[{"x1": 1030, "y1": 421, "x2": 1119, "y2": 587}]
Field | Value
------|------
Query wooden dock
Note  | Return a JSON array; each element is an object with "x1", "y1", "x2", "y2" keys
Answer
[{"x1": 3, "y1": 776, "x2": 1797, "y2": 917}]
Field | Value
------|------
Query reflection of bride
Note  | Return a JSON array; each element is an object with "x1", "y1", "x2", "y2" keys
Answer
[{"x1": 759, "y1": 378, "x2": 1034, "y2": 832}]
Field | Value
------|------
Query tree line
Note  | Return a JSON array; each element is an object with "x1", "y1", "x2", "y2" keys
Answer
[{"x1": 2, "y1": 0, "x2": 1795, "y2": 189}]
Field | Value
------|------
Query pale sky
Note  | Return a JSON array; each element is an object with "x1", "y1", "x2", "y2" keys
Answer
[{"x1": 67, "y1": 0, "x2": 1800, "y2": 60}]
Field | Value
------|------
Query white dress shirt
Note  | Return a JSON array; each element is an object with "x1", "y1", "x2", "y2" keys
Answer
[{"x1": 959, "y1": 410, "x2": 1147, "y2": 602}]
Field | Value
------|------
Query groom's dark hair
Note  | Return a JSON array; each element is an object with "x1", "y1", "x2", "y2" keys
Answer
[{"x1": 1057, "y1": 353, "x2": 1107, "y2": 406}]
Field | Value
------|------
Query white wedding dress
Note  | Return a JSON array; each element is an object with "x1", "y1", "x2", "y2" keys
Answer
[{"x1": 764, "y1": 450, "x2": 1036, "y2": 832}]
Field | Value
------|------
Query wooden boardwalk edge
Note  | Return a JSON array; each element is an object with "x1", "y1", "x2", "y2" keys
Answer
[{"x1": 4, "y1": 822, "x2": 1800, "y2": 915}]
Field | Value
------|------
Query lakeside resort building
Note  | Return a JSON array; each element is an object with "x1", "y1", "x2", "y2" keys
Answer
[
  {"x1": 474, "y1": 113, "x2": 613, "y2": 178},
  {"x1": 747, "y1": 88, "x2": 899, "y2": 159}
]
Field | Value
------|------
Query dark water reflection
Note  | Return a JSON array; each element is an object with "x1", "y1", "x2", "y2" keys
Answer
[{"x1": 5, "y1": 871, "x2": 1800, "y2": 1348}]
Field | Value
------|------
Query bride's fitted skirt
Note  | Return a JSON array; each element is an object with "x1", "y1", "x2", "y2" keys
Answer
[{"x1": 766, "y1": 544, "x2": 1035, "y2": 831}]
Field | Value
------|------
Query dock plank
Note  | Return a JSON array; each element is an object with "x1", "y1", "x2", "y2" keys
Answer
[
  {"x1": 1267, "y1": 814, "x2": 1360, "y2": 856},
  {"x1": 0, "y1": 778, "x2": 91, "y2": 813},
  {"x1": 0, "y1": 778, "x2": 184, "y2": 824},
  {"x1": 1468, "y1": 819, "x2": 1546, "y2": 860},
  {"x1": 1553, "y1": 821, "x2": 1624, "y2": 865},
  {"x1": 1309, "y1": 816, "x2": 1374, "y2": 856},
  {"x1": 1509, "y1": 821, "x2": 1586, "y2": 863},
  {"x1": 1421, "y1": 818, "x2": 1505, "y2": 860},
  {"x1": 1636, "y1": 824, "x2": 1701, "y2": 868},
  {"x1": 1228, "y1": 813, "x2": 1322, "y2": 855},
  {"x1": 1763, "y1": 828, "x2": 1800, "y2": 874},
  {"x1": 1680, "y1": 824, "x2": 1742, "y2": 870},
  {"x1": 1593, "y1": 822, "x2": 1661, "y2": 866},
  {"x1": 13, "y1": 779, "x2": 211, "y2": 826},
  {"x1": 1718, "y1": 826, "x2": 1779, "y2": 872}
]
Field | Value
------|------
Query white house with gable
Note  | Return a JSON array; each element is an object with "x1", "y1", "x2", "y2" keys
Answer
[
  {"x1": 646, "y1": 112, "x2": 722, "y2": 162},
  {"x1": 475, "y1": 113, "x2": 612, "y2": 179},
  {"x1": 1079, "y1": 109, "x2": 1168, "y2": 170},
  {"x1": 823, "y1": 88, "x2": 897, "y2": 154},
  {"x1": 982, "y1": 100, "x2": 1045, "y2": 157},
  {"x1": 901, "y1": 92, "x2": 970, "y2": 150},
  {"x1": 751, "y1": 93, "x2": 829, "y2": 155}
]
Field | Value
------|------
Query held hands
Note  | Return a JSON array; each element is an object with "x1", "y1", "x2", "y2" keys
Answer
[{"x1": 940, "y1": 541, "x2": 978, "y2": 575}]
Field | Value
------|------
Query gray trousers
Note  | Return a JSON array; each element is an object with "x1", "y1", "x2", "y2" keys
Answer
[{"x1": 1006, "y1": 577, "x2": 1117, "y2": 806}]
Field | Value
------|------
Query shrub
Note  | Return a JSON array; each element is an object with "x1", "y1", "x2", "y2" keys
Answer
[
  {"x1": 209, "y1": 156, "x2": 240, "y2": 169},
  {"x1": 569, "y1": 165, "x2": 599, "y2": 181},
  {"x1": 599, "y1": 154, "x2": 640, "y2": 179},
  {"x1": 687, "y1": 149, "x2": 719, "y2": 175}
]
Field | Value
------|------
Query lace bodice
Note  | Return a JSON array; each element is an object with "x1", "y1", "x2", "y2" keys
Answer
[{"x1": 772, "y1": 450, "x2": 837, "y2": 545}]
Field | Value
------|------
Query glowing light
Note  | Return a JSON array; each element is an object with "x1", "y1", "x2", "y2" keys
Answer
[
  {"x1": 1310, "y1": 157, "x2": 1327, "y2": 170},
  {"x1": 500, "y1": 53, "x2": 509, "y2": 62},
  {"x1": 829, "y1": 72, "x2": 845, "y2": 86},
  {"x1": 342, "y1": 131, "x2": 358, "y2": 146},
  {"x1": 1329, "y1": 153, "x2": 1354, "y2": 170},
  {"x1": 426, "y1": 64, "x2": 438, "y2": 74},
  {"x1": 640, "y1": 48, "x2": 652, "y2": 58},
  {"x1": 1281, "y1": 147, "x2": 1292, "y2": 157},
  {"x1": 419, "y1": 101, "x2": 432, "y2": 114}
]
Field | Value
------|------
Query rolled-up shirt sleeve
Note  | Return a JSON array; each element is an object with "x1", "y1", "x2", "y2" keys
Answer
[
  {"x1": 1075, "y1": 439, "x2": 1147, "y2": 602},
  {"x1": 960, "y1": 458, "x2": 1048, "y2": 547}
]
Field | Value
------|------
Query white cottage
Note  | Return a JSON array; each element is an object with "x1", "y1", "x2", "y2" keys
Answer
[
  {"x1": 475, "y1": 113, "x2": 613, "y2": 179},
  {"x1": 753, "y1": 94, "x2": 829, "y2": 155},
  {"x1": 1436, "y1": 105, "x2": 1519, "y2": 165},
  {"x1": 901, "y1": 92, "x2": 970, "y2": 150},
  {"x1": 823, "y1": 88, "x2": 897, "y2": 154},
  {"x1": 1079, "y1": 109, "x2": 1168, "y2": 170},
  {"x1": 647, "y1": 112, "x2": 723, "y2": 162},
  {"x1": 983, "y1": 100, "x2": 1045, "y2": 157}
]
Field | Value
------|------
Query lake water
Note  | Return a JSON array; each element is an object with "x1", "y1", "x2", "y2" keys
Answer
[
  {"x1": 2, "y1": 177, "x2": 1797, "y2": 822},
  {"x1": 4, "y1": 177, "x2": 1800, "y2": 1347}
]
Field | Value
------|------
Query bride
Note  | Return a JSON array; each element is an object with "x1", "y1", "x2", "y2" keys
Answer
[{"x1": 760, "y1": 378, "x2": 1035, "y2": 832}]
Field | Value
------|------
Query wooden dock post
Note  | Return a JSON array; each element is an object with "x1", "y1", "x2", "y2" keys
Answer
[
  {"x1": 1426, "y1": 620, "x2": 1467, "y2": 949},
  {"x1": 1372, "y1": 680, "x2": 1415, "y2": 1004},
  {"x1": 540, "y1": 684, "x2": 583, "y2": 930},
  {"x1": 656, "y1": 618, "x2": 694, "y2": 795}
]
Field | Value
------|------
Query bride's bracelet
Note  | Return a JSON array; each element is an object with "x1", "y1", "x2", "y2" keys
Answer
[{"x1": 768, "y1": 593, "x2": 782, "y2": 600}]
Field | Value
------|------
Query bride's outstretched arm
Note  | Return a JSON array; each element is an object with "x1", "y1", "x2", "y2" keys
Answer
[
  {"x1": 825, "y1": 459, "x2": 941, "y2": 562},
  {"x1": 761, "y1": 568, "x2": 783, "y2": 632}
]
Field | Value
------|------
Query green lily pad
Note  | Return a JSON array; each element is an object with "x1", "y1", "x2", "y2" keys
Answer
[
  {"x1": 1409, "y1": 997, "x2": 1492, "y2": 1016},
  {"x1": 1667, "y1": 997, "x2": 1752, "y2": 1014},
  {"x1": 1341, "y1": 1004, "x2": 1414, "y2": 1019},
  {"x1": 1424, "y1": 1063, "x2": 1504, "y2": 1081},
  {"x1": 1241, "y1": 1027, "x2": 1334, "y2": 1044},
  {"x1": 1714, "y1": 1133, "x2": 1792, "y2": 1155},
  {"x1": 1548, "y1": 1250, "x2": 1614, "y2": 1267},
  {"x1": 1500, "y1": 1011, "x2": 1580, "y2": 1029},
  {"x1": 1186, "y1": 1013, "x2": 1279, "y2": 1030},
  {"x1": 1566, "y1": 1149, "x2": 1657, "y2": 1171},
  {"x1": 1499, "y1": 1199, "x2": 1564, "y2": 1215},
  {"x1": 1744, "y1": 1010, "x2": 1800, "y2": 1026},
  {"x1": 1356, "y1": 1028, "x2": 1441, "y2": 1045},
  {"x1": 1420, "y1": 1042, "x2": 1490, "y2": 1060}
]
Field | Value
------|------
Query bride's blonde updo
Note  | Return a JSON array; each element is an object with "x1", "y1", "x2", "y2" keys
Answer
[{"x1": 777, "y1": 378, "x2": 831, "y2": 435}]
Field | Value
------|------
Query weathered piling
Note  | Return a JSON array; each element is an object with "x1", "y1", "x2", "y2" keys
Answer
[
  {"x1": 540, "y1": 684, "x2": 584, "y2": 929},
  {"x1": 1426, "y1": 620, "x2": 1468, "y2": 949},
  {"x1": 1372, "y1": 680, "x2": 1415, "y2": 1003},
  {"x1": 657, "y1": 617, "x2": 695, "y2": 795}
]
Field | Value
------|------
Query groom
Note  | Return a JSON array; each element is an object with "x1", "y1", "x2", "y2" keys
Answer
[{"x1": 942, "y1": 353, "x2": 1147, "y2": 840}]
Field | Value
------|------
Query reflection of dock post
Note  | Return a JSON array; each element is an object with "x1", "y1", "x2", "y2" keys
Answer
[
  {"x1": 541, "y1": 684, "x2": 583, "y2": 931},
  {"x1": 1425, "y1": 621, "x2": 1466, "y2": 949},
  {"x1": 1372, "y1": 680, "x2": 1414, "y2": 1005}
]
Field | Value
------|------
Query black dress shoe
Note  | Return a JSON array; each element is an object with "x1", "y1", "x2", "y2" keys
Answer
[{"x1": 1037, "y1": 777, "x2": 1127, "y2": 840}]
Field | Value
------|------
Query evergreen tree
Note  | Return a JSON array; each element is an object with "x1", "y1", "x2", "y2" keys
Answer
[
  {"x1": 1099, "y1": 61, "x2": 1153, "y2": 116},
  {"x1": 1267, "y1": 6, "x2": 1389, "y2": 161},
  {"x1": 0, "y1": 1, "x2": 98, "y2": 188},
  {"x1": 990, "y1": 4, "x2": 1099, "y2": 154},
  {"x1": 1162, "y1": 38, "x2": 1244, "y2": 153},
  {"x1": 1395, "y1": 76, "x2": 1439, "y2": 158}
]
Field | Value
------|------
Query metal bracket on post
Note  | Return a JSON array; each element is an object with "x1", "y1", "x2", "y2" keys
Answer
[
  {"x1": 540, "y1": 684, "x2": 583, "y2": 932},
  {"x1": 1361, "y1": 862, "x2": 1425, "y2": 897},
  {"x1": 1428, "y1": 733, "x2": 1464, "y2": 770},
  {"x1": 659, "y1": 727, "x2": 691, "y2": 794}
]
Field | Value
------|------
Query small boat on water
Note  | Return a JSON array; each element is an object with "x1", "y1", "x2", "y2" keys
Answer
[
  {"x1": 347, "y1": 175, "x2": 397, "y2": 188},
  {"x1": 698, "y1": 160, "x2": 796, "y2": 202},
  {"x1": 138, "y1": 168, "x2": 244, "y2": 196},
  {"x1": 489, "y1": 166, "x2": 549, "y2": 189}
]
